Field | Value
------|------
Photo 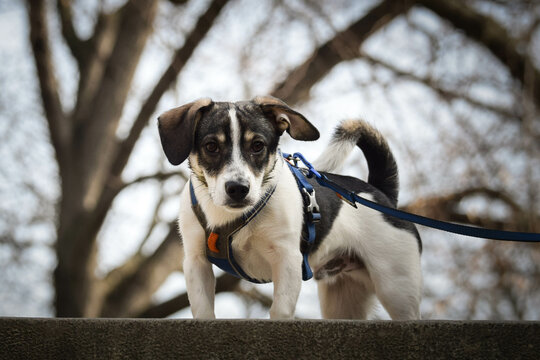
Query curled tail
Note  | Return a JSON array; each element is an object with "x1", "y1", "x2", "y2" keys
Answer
[{"x1": 313, "y1": 119, "x2": 399, "y2": 206}]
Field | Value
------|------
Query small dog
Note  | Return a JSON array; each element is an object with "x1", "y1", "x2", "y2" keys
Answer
[{"x1": 158, "y1": 96, "x2": 422, "y2": 319}]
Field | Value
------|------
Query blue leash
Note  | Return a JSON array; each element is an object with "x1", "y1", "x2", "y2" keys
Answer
[{"x1": 283, "y1": 152, "x2": 540, "y2": 243}]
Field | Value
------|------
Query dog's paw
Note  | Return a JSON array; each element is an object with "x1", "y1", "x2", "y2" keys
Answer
[{"x1": 269, "y1": 307, "x2": 295, "y2": 319}]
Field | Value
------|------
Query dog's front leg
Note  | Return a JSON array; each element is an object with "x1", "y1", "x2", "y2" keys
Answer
[
  {"x1": 180, "y1": 198, "x2": 216, "y2": 319},
  {"x1": 268, "y1": 247, "x2": 303, "y2": 319},
  {"x1": 184, "y1": 254, "x2": 216, "y2": 319}
]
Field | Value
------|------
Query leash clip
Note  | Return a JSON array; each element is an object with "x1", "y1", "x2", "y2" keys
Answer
[
  {"x1": 288, "y1": 155, "x2": 300, "y2": 167},
  {"x1": 336, "y1": 192, "x2": 358, "y2": 208},
  {"x1": 302, "y1": 188, "x2": 321, "y2": 223}
]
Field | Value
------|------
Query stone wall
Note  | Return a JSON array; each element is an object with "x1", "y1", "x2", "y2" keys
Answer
[{"x1": 1, "y1": 318, "x2": 539, "y2": 359}]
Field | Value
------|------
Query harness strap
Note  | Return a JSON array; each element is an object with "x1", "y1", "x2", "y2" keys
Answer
[
  {"x1": 190, "y1": 180, "x2": 276, "y2": 283},
  {"x1": 284, "y1": 161, "x2": 320, "y2": 281}
]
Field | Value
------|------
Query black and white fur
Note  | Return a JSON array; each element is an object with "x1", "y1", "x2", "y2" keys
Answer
[{"x1": 158, "y1": 96, "x2": 422, "y2": 319}]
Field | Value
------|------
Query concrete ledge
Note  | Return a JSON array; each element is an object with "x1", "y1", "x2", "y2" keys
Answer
[{"x1": 1, "y1": 318, "x2": 539, "y2": 359}]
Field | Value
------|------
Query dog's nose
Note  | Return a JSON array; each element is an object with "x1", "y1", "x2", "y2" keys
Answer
[{"x1": 225, "y1": 181, "x2": 250, "y2": 201}]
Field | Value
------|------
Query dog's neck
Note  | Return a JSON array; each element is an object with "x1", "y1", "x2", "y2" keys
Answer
[{"x1": 190, "y1": 153, "x2": 284, "y2": 228}]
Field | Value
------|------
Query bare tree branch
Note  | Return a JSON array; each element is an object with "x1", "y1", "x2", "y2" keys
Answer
[
  {"x1": 137, "y1": 274, "x2": 240, "y2": 318},
  {"x1": 136, "y1": 196, "x2": 168, "y2": 255},
  {"x1": 417, "y1": 0, "x2": 540, "y2": 109},
  {"x1": 237, "y1": 286, "x2": 273, "y2": 309},
  {"x1": 27, "y1": 0, "x2": 71, "y2": 170},
  {"x1": 167, "y1": 0, "x2": 189, "y2": 5},
  {"x1": 119, "y1": 170, "x2": 188, "y2": 193},
  {"x1": 271, "y1": 0, "x2": 413, "y2": 105},
  {"x1": 109, "y1": 0, "x2": 230, "y2": 182},
  {"x1": 100, "y1": 223, "x2": 183, "y2": 317},
  {"x1": 138, "y1": 292, "x2": 189, "y2": 318},
  {"x1": 71, "y1": 169, "x2": 187, "y2": 279},
  {"x1": 362, "y1": 52, "x2": 522, "y2": 120},
  {"x1": 76, "y1": 0, "x2": 160, "y2": 209},
  {"x1": 87, "y1": 1, "x2": 230, "y2": 245},
  {"x1": 100, "y1": 253, "x2": 145, "y2": 298},
  {"x1": 402, "y1": 187, "x2": 535, "y2": 232},
  {"x1": 74, "y1": 9, "x2": 122, "y2": 126},
  {"x1": 56, "y1": 0, "x2": 84, "y2": 66}
]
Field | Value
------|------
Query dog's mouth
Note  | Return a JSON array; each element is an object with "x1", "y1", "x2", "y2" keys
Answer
[
  {"x1": 224, "y1": 199, "x2": 253, "y2": 210},
  {"x1": 206, "y1": 185, "x2": 255, "y2": 212}
]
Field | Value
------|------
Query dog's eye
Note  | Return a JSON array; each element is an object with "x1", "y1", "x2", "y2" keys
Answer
[
  {"x1": 205, "y1": 141, "x2": 219, "y2": 153},
  {"x1": 251, "y1": 140, "x2": 265, "y2": 153}
]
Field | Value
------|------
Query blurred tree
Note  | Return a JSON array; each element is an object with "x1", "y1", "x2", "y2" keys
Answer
[
  {"x1": 9, "y1": 0, "x2": 539, "y2": 318},
  {"x1": 27, "y1": 0, "x2": 232, "y2": 317}
]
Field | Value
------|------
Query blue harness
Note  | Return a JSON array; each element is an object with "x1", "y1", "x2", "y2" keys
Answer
[{"x1": 189, "y1": 156, "x2": 320, "y2": 283}]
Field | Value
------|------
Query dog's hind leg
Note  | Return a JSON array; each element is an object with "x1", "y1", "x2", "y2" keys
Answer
[
  {"x1": 373, "y1": 278, "x2": 422, "y2": 320},
  {"x1": 370, "y1": 261, "x2": 422, "y2": 320},
  {"x1": 317, "y1": 276, "x2": 375, "y2": 319}
]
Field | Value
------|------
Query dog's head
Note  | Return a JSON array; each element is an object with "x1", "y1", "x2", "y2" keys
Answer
[{"x1": 158, "y1": 96, "x2": 319, "y2": 211}]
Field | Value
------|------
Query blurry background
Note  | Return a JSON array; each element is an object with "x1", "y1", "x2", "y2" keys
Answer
[{"x1": 0, "y1": 0, "x2": 539, "y2": 319}]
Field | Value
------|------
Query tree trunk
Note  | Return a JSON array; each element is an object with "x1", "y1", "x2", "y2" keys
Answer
[{"x1": 51, "y1": 0, "x2": 160, "y2": 317}]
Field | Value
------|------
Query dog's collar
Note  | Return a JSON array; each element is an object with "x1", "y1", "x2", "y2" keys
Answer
[{"x1": 189, "y1": 179, "x2": 277, "y2": 283}]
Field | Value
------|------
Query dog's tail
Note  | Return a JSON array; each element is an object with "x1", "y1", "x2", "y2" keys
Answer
[{"x1": 312, "y1": 119, "x2": 399, "y2": 206}]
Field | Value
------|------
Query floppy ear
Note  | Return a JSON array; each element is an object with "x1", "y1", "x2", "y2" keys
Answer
[
  {"x1": 253, "y1": 95, "x2": 319, "y2": 141},
  {"x1": 157, "y1": 98, "x2": 213, "y2": 165}
]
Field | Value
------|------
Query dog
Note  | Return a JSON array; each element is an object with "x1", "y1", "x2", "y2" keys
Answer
[{"x1": 158, "y1": 96, "x2": 422, "y2": 319}]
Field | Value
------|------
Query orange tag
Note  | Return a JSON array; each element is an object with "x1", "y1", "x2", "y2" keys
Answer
[{"x1": 207, "y1": 232, "x2": 219, "y2": 253}]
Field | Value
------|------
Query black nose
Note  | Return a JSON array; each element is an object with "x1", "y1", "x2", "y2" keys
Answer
[{"x1": 225, "y1": 181, "x2": 250, "y2": 202}]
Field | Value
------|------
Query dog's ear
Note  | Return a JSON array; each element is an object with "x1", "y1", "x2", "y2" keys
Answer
[
  {"x1": 253, "y1": 95, "x2": 319, "y2": 141},
  {"x1": 157, "y1": 98, "x2": 213, "y2": 165}
]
